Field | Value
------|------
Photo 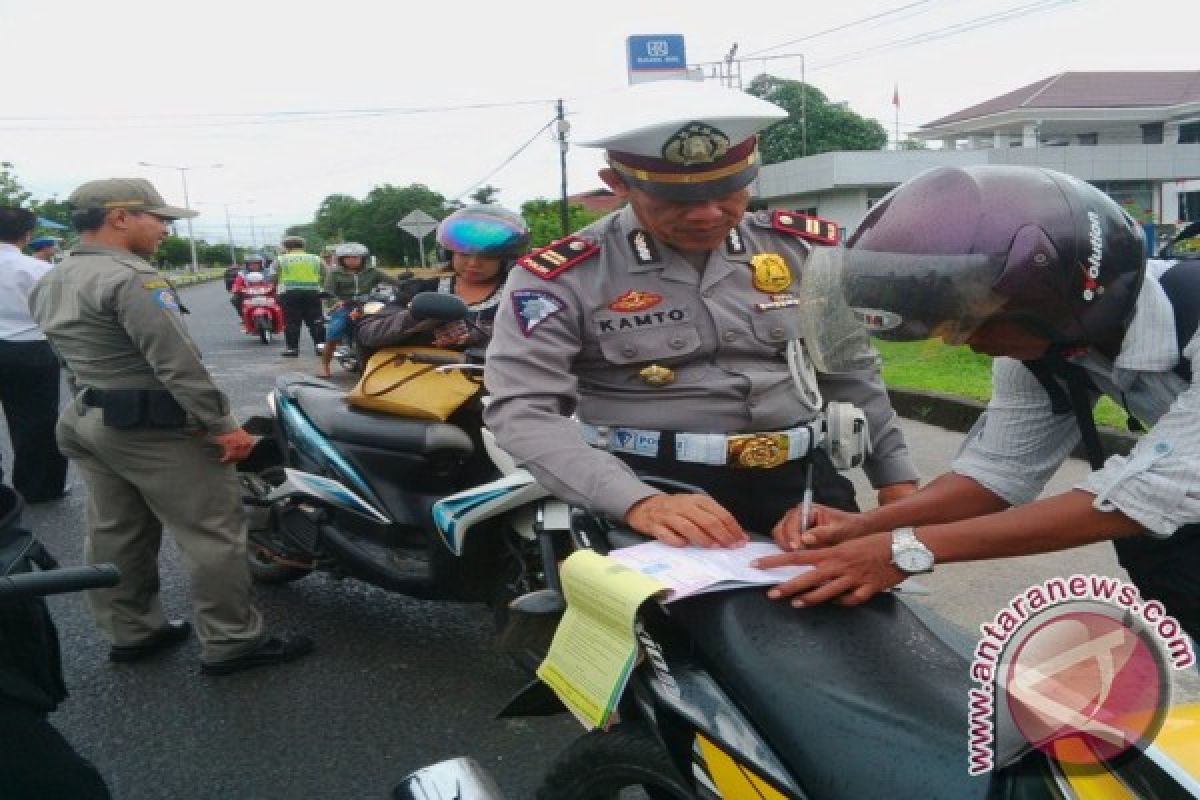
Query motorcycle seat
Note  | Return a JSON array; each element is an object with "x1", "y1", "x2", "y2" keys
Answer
[
  {"x1": 669, "y1": 589, "x2": 991, "y2": 800},
  {"x1": 292, "y1": 386, "x2": 473, "y2": 456}
]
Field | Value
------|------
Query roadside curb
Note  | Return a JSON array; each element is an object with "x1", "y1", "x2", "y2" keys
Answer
[
  {"x1": 887, "y1": 386, "x2": 1139, "y2": 459},
  {"x1": 170, "y1": 272, "x2": 225, "y2": 288}
]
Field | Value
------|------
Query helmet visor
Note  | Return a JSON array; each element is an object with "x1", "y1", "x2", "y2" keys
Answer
[
  {"x1": 797, "y1": 248, "x2": 1008, "y2": 371},
  {"x1": 437, "y1": 210, "x2": 528, "y2": 256}
]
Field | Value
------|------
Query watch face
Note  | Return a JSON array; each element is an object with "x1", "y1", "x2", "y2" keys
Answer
[{"x1": 896, "y1": 547, "x2": 934, "y2": 573}]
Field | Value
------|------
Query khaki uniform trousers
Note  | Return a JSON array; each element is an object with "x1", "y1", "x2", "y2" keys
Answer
[{"x1": 56, "y1": 401, "x2": 264, "y2": 662}]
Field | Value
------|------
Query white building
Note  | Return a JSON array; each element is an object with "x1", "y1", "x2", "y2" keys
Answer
[{"x1": 754, "y1": 71, "x2": 1200, "y2": 236}]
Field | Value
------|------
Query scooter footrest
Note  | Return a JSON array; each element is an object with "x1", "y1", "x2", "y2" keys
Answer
[{"x1": 278, "y1": 504, "x2": 322, "y2": 552}]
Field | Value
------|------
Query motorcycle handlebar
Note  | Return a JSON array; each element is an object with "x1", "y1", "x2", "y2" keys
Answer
[{"x1": 0, "y1": 564, "x2": 120, "y2": 601}]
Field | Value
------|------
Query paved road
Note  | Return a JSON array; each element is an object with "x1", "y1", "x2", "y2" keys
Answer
[{"x1": 3, "y1": 279, "x2": 1195, "y2": 799}]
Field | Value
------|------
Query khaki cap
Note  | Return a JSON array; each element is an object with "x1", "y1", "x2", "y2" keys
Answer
[{"x1": 68, "y1": 178, "x2": 198, "y2": 220}]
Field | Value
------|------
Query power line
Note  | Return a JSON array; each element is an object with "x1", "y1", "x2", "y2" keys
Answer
[
  {"x1": 0, "y1": 98, "x2": 556, "y2": 132},
  {"x1": 809, "y1": 0, "x2": 1078, "y2": 72},
  {"x1": 449, "y1": 118, "x2": 557, "y2": 203},
  {"x1": 746, "y1": 1, "x2": 937, "y2": 56}
]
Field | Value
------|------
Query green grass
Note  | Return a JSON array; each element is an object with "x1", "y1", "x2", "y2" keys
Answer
[{"x1": 873, "y1": 338, "x2": 1132, "y2": 431}]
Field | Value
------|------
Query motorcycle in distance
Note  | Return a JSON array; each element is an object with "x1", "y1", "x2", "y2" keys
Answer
[
  {"x1": 238, "y1": 291, "x2": 564, "y2": 658},
  {"x1": 236, "y1": 271, "x2": 284, "y2": 345},
  {"x1": 395, "y1": 506, "x2": 1200, "y2": 800}
]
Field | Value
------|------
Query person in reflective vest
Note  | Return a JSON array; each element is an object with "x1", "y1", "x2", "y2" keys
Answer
[{"x1": 274, "y1": 234, "x2": 325, "y2": 357}]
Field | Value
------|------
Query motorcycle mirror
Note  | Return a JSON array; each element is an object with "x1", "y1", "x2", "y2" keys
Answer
[{"x1": 409, "y1": 292, "x2": 468, "y2": 322}]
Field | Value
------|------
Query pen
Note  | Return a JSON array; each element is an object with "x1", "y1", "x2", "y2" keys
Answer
[{"x1": 798, "y1": 462, "x2": 814, "y2": 542}]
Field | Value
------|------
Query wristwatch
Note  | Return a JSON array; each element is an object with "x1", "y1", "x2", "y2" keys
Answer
[{"x1": 890, "y1": 527, "x2": 935, "y2": 575}]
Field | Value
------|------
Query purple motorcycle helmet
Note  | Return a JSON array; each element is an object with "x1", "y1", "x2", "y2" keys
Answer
[{"x1": 841, "y1": 166, "x2": 1146, "y2": 347}]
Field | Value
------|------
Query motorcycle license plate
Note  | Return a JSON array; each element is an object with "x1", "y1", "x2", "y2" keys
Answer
[{"x1": 246, "y1": 296, "x2": 272, "y2": 307}]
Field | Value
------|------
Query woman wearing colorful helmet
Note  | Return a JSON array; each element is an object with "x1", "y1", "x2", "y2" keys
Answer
[
  {"x1": 317, "y1": 242, "x2": 396, "y2": 377},
  {"x1": 356, "y1": 205, "x2": 530, "y2": 353},
  {"x1": 757, "y1": 166, "x2": 1200, "y2": 644}
]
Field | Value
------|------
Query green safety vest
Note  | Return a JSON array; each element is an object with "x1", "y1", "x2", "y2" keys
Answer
[{"x1": 277, "y1": 252, "x2": 323, "y2": 291}]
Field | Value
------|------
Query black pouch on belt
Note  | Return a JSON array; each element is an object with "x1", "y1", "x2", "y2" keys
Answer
[
  {"x1": 145, "y1": 391, "x2": 188, "y2": 428},
  {"x1": 99, "y1": 389, "x2": 146, "y2": 429}
]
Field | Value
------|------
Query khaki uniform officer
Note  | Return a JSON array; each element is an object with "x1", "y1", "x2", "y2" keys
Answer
[
  {"x1": 29, "y1": 178, "x2": 311, "y2": 675},
  {"x1": 485, "y1": 82, "x2": 918, "y2": 548}
]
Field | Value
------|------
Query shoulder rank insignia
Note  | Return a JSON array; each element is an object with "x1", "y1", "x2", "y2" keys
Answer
[
  {"x1": 770, "y1": 210, "x2": 840, "y2": 246},
  {"x1": 517, "y1": 236, "x2": 600, "y2": 280}
]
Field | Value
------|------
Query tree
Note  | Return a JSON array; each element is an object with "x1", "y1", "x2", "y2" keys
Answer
[
  {"x1": 0, "y1": 162, "x2": 32, "y2": 206},
  {"x1": 155, "y1": 235, "x2": 193, "y2": 267},
  {"x1": 31, "y1": 196, "x2": 71, "y2": 227},
  {"x1": 311, "y1": 194, "x2": 361, "y2": 246},
  {"x1": 746, "y1": 75, "x2": 888, "y2": 163},
  {"x1": 520, "y1": 199, "x2": 606, "y2": 249},
  {"x1": 469, "y1": 185, "x2": 501, "y2": 205}
]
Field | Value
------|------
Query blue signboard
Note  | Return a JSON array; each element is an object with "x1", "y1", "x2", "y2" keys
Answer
[{"x1": 627, "y1": 34, "x2": 687, "y2": 73}]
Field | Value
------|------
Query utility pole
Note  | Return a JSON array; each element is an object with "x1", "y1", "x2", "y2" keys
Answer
[
  {"x1": 556, "y1": 99, "x2": 570, "y2": 237},
  {"x1": 138, "y1": 161, "x2": 222, "y2": 272},
  {"x1": 223, "y1": 204, "x2": 237, "y2": 266}
]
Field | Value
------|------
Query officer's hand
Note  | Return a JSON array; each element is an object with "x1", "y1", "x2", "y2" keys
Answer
[
  {"x1": 754, "y1": 533, "x2": 902, "y2": 607},
  {"x1": 209, "y1": 428, "x2": 256, "y2": 464},
  {"x1": 876, "y1": 481, "x2": 918, "y2": 506},
  {"x1": 624, "y1": 494, "x2": 747, "y2": 549},
  {"x1": 771, "y1": 503, "x2": 869, "y2": 551}
]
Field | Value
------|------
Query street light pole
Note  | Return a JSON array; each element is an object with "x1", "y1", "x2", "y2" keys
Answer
[
  {"x1": 223, "y1": 204, "x2": 237, "y2": 266},
  {"x1": 137, "y1": 161, "x2": 222, "y2": 272}
]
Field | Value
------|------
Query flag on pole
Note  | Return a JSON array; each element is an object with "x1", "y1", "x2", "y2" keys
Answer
[{"x1": 892, "y1": 83, "x2": 900, "y2": 107}]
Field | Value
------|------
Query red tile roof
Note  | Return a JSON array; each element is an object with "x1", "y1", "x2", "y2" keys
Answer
[
  {"x1": 923, "y1": 71, "x2": 1200, "y2": 127},
  {"x1": 569, "y1": 189, "x2": 624, "y2": 214}
]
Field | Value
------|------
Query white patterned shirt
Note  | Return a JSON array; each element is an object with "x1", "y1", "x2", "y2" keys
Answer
[{"x1": 952, "y1": 261, "x2": 1199, "y2": 537}]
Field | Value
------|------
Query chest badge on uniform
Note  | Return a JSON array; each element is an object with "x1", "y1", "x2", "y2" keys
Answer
[
  {"x1": 750, "y1": 253, "x2": 792, "y2": 293},
  {"x1": 638, "y1": 364, "x2": 675, "y2": 386},
  {"x1": 726, "y1": 227, "x2": 747, "y2": 255},
  {"x1": 608, "y1": 290, "x2": 663, "y2": 313},
  {"x1": 628, "y1": 230, "x2": 661, "y2": 265}
]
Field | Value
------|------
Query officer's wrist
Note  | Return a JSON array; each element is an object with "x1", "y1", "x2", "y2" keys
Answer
[{"x1": 206, "y1": 415, "x2": 241, "y2": 436}]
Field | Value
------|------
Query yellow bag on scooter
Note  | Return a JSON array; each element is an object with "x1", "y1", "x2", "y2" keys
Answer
[{"x1": 347, "y1": 346, "x2": 480, "y2": 421}]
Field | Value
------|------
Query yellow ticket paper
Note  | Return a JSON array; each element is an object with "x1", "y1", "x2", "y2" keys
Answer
[{"x1": 536, "y1": 550, "x2": 667, "y2": 730}]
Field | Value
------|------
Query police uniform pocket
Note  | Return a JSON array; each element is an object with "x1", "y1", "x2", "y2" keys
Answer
[
  {"x1": 598, "y1": 325, "x2": 701, "y2": 365},
  {"x1": 750, "y1": 309, "x2": 802, "y2": 347}
]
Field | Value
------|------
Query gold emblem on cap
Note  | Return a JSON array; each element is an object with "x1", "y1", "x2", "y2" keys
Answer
[
  {"x1": 750, "y1": 253, "x2": 792, "y2": 293},
  {"x1": 662, "y1": 122, "x2": 731, "y2": 167},
  {"x1": 638, "y1": 365, "x2": 675, "y2": 386},
  {"x1": 728, "y1": 433, "x2": 788, "y2": 468}
]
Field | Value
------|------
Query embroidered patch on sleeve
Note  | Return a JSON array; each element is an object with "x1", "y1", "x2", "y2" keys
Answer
[
  {"x1": 151, "y1": 288, "x2": 180, "y2": 311},
  {"x1": 511, "y1": 289, "x2": 566, "y2": 337}
]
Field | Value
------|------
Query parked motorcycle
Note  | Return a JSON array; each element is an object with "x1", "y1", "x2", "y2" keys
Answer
[
  {"x1": 237, "y1": 271, "x2": 284, "y2": 344},
  {"x1": 329, "y1": 284, "x2": 396, "y2": 373},
  {"x1": 395, "y1": 508, "x2": 1200, "y2": 800},
  {"x1": 238, "y1": 293, "x2": 564, "y2": 654}
]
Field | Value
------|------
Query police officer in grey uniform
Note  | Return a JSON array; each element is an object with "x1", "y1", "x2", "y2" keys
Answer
[
  {"x1": 29, "y1": 178, "x2": 312, "y2": 675},
  {"x1": 485, "y1": 82, "x2": 918, "y2": 547}
]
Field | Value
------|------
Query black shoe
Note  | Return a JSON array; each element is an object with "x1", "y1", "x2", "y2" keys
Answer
[
  {"x1": 109, "y1": 620, "x2": 192, "y2": 663},
  {"x1": 200, "y1": 634, "x2": 314, "y2": 676},
  {"x1": 280, "y1": 349, "x2": 299, "y2": 357}
]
